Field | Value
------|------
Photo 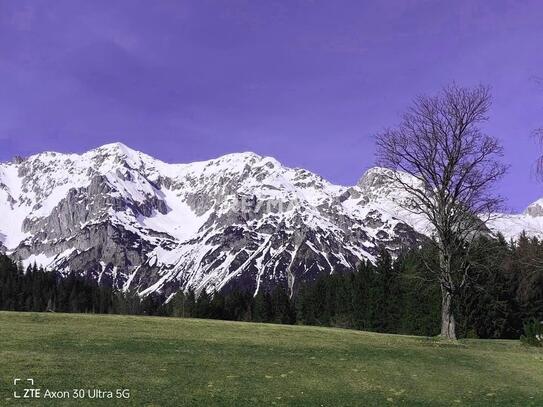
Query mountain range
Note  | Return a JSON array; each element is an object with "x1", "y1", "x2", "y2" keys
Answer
[{"x1": 1, "y1": 143, "x2": 542, "y2": 299}]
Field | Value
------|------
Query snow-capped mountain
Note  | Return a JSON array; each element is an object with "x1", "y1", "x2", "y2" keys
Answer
[
  {"x1": 488, "y1": 199, "x2": 543, "y2": 240},
  {"x1": 0, "y1": 143, "x2": 540, "y2": 298}
]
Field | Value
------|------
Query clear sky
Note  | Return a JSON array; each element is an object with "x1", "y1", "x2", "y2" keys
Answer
[{"x1": 1, "y1": 0, "x2": 542, "y2": 211}]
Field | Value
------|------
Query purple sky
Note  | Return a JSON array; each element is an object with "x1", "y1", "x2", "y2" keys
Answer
[{"x1": 1, "y1": 1, "x2": 543, "y2": 211}]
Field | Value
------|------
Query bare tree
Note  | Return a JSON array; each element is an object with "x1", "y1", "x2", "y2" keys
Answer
[
  {"x1": 535, "y1": 128, "x2": 543, "y2": 180},
  {"x1": 375, "y1": 84, "x2": 507, "y2": 339},
  {"x1": 531, "y1": 76, "x2": 543, "y2": 179}
]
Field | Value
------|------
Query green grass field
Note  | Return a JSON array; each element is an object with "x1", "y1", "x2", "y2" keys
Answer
[{"x1": 1, "y1": 312, "x2": 542, "y2": 406}]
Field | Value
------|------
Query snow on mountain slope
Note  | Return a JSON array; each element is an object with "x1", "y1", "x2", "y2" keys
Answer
[
  {"x1": 488, "y1": 198, "x2": 543, "y2": 240},
  {"x1": 0, "y1": 143, "x2": 540, "y2": 297}
]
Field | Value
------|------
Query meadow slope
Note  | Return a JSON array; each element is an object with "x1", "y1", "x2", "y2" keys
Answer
[{"x1": 0, "y1": 312, "x2": 542, "y2": 406}]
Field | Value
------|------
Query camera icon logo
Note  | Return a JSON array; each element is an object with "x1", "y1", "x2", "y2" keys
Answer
[{"x1": 13, "y1": 378, "x2": 41, "y2": 399}]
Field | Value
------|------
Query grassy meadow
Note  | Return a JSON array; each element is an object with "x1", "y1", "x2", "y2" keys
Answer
[{"x1": 0, "y1": 311, "x2": 542, "y2": 406}]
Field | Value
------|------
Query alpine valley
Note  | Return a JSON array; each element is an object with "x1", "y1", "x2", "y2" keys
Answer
[{"x1": 1, "y1": 143, "x2": 542, "y2": 299}]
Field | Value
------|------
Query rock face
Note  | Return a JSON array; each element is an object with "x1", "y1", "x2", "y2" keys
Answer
[
  {"x1": 525, "y1": 199, "x2": 543, "y2": 217},
  {"x1": 0, "y1": 143, "x2": 539, "y2": 297}
]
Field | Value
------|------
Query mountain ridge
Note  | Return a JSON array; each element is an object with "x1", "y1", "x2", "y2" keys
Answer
[{"x1": 0, "y1": 143, "x2": 541, "y2": 297}]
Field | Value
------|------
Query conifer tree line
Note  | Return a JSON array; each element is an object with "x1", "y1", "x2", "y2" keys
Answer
[
  {"x1": 0, "y1": 256, "x2": 164, "y2": 316},
  {"x1": 0, "y1": 233, "x2": 542, "y2": 339}
]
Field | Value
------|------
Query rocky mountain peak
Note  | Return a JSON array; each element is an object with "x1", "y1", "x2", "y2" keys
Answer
[
  {"x1": 356, "y1": 167, "x2": 396, "y2": 193},
  {"x1": 524, "y1": 198, "x2": 543, "y2": 217}
]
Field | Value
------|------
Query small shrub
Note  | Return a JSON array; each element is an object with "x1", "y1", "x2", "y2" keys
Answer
[{"x1": 520, "y1": 319, "x2": 543, "y2": 347}]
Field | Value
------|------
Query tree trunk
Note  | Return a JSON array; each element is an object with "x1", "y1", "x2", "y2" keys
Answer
[
  {"x1": 440, "y1": 287, "x2": 456, "y2": 339},
  {"x1": 438, "y1": 248, "x2": 457, "y2": 340}
]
